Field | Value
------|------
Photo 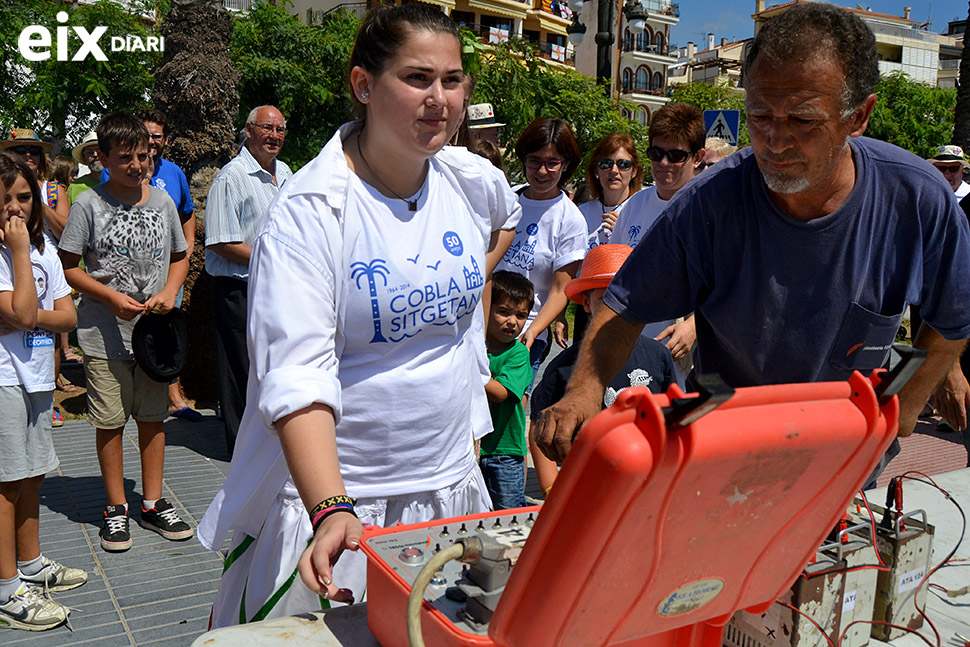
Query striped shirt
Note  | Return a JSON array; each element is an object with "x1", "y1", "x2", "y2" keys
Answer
[{"x1": 204, "y1": 146, "x2": 292, "y2": 280}]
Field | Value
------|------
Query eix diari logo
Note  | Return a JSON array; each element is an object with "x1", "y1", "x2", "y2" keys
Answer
[{"x1": 19, "y1": 11, "x2": 164, "y2": 62}]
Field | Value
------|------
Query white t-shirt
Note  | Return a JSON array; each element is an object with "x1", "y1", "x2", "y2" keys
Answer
[
  {"x1": 199, "y1": 124, "x2": 521, "y2": 549},
  {"x1": 577, "y1": 195, "x2": 636, "y2": 251},
  {"x1": 0, "y1": 236, "x2": 72, "y2": 392},
  {"x1": 612, "y1": 185, "x2": 670, "y2": 247},
  {"x1": 956, "y1": 181, "x2": 970, "y2": 200},
  {"x1": 496, "y1": 191, "x2": 587, "y2": 333}
]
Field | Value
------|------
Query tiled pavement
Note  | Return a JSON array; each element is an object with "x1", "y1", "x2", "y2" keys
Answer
[
  {"x1": 6, "y1": 401, "x2": 968, "y2": 645},
  {"x1": 3, "y1": 413, "x2": 232, "y2": 647}
]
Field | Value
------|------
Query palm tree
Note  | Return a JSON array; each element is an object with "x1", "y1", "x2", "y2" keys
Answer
[
  {"x1": 953, "y1": 2, "x2": 970, "y2": 148},
  {"x1": 351, "y1": 259, "x2": 391, "y2": 343}
]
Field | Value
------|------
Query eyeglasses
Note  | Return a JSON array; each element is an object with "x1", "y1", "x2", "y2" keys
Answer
[
  {"x1": 646, "y1": 146, "x2": 694, "y2": 164},
  {"x1": 252, "y1": 123, "x2": 287, "y2": 135},
  {"x1": 937, "y1": 164, "x2": 963, "y2": 174},
  {"x1": 597, "y1": 158, "x2": 635, "y2": 171},
  {"x1": 11, "y1": 146, "x2": 43, "y2": 156},
  {"x1": 148, "y1": 133, "x2": 165, "y2": 140},
  {"x1": 524, "y1": 157, "x2": 563, "y2": 171}
]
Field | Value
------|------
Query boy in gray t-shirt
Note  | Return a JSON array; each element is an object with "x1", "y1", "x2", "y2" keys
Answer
[{"x1": 58, "y1": 112, "x2": 193, "y2": 553}]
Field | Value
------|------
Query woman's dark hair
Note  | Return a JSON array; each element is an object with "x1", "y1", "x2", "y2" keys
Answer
[
  {"x1": 585, "y1": 133, "x2": 642, "y2": 202},
  {"x1": 349, "y1": 4, "x2": 460, "y2": 114},
  {"x1": 468, "y1": 139, "x2": 504, "y2": 172},
  {"x1": 96, "y1": 111, "x2": 150, "y2": 157},
  {"x1": 491, "y1": 270, "x2": 535, "y2": 312},
  {"x1": 514, "y1": 117, "x2": 581, "y2": 189},
  {"x1": 0, "y1": 152, "x2": 46, "y2": 253},
  {"x1": 52, "y1": 155, "x2": 77, "y2": 187}
]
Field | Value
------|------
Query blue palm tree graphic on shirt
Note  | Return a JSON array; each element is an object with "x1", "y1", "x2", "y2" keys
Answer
[{"x1": 351, "y1": 259, "x2": 391, "y2": 343}]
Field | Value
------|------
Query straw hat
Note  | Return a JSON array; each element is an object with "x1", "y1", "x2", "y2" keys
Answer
[
  {"x1": 564, "y1": 244, "x2": 633, "y2": 303},
  {"x1": 927, "y1": 144, "x2": 970, "y2": 170},
  {"x1": 72, "y1": 131, "x2": 99, "y2": 164},
  {"x1": 0, "y1": 128, "x2": 53, "y2": 154}
]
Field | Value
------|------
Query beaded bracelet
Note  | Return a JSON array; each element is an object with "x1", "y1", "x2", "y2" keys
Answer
[
  {"x1": 308, "y1": 495, "x2": 355, "y2": 521},
  {"x1": 311, "y1": 503, "x2": 357, "y2": 534}
]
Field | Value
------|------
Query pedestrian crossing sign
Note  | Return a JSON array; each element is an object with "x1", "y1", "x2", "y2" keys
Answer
[{"x1": 704, "y1": 110, "x2": 739, "y2": 146}]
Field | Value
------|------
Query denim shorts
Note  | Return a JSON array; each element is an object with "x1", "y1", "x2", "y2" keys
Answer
[{"x1": 479, "y1": 454, "x2": 527, "y2": 510}]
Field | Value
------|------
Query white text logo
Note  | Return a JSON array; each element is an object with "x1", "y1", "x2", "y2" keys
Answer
[{"x1": 18, "y1": 11, "x2": 163, "y2": 62}]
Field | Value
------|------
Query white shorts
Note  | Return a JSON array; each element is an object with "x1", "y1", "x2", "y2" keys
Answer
[
  {"x1": 0, "y1": 386, "x2": 58, "y2": 482},
  {"x1": 208, "y1": 466, "x2": 491, "y2": 629}
]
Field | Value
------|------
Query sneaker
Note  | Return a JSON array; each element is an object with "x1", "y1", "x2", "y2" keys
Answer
[
  {"x1": 51, "y1": 409, "x2": 64, "y2": 428},
  {"x1": 99, "y1": 505, "x2": 132, "y2": 552},
  {"x1": 20, "y1": 557, "x2": 88, "y2": 593},
  {"x1": 140, "y1": 498, "x2": 194, "y2": 541},
  {"x1": 0, "y1": 585, "x2": 68, "y2": 631}
]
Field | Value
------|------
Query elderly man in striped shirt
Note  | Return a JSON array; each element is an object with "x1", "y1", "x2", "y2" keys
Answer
[{"x1": 205, "y1": 105, "x2": 292, "y2": 456}]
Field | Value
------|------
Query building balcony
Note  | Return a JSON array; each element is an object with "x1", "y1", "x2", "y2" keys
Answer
[
  {"x1": 223, "y1": 0, "x2": 252, "y2": 12},
  {"x1": 619, "y1": 83, "x2": 668, "y2": 96},
  {"x1": 456, "y1": 22, "x2": 575, "y2": 65},
  {"x1": 620, "y1": 46, "x2": 677, "y2": 66}
]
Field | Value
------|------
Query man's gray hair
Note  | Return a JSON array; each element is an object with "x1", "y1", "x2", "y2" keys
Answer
[
  {"x1": 744, "y1": 3, "x2": 878, "y2": 119},
  {"x1": 245, "y1": 106, "x2": 286, "y2": 126}
]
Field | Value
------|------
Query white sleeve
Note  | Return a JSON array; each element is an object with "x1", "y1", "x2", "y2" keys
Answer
[
  {"x1": 247, "y1": 194, "x2": 343, "y2": 432},
  {"x1": 46, "y1": 246, "x2": 72, "y2": 301},
  {"x1": 554, "y1": 201, "x2": 589, "y2": 270},
  {"x1": 482, "y1": 161, "x2": 522, "y2": 233}
]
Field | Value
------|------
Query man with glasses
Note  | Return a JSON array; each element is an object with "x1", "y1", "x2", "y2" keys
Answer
[
  {"x1": 205, "y1": 105, "x2": 292, "y2": 456},
  {"x1": 536, "y1": 4, "x2": 970, "y2": 481}
]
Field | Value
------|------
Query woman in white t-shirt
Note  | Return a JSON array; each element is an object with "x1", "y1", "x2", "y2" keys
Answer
[
  {"x1": 578, "y1": 133, "x2": 643, "y2": 251},
  {"x1": 198, "y1": 4, "x2": 520, "y2": 627},
  {"x1": 495, "y1": 117, "x2": 587, "y2": 494}
]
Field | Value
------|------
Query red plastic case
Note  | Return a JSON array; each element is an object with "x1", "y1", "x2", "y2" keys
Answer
[{"x1": 362, "y1": 371, "x2": 898, "y2": 647}]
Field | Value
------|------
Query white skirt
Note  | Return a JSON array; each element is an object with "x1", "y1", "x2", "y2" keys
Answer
[{"x1": 208, "y1": 465, "x2": 491, "y2": 629}]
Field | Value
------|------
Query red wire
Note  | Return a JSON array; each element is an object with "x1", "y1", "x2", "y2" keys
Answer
[
  {"x1": 858, "y1": 489, "x2": 887, "y2": 567},
  {"x1": 838, "y1": 619, "x2": 937, "y2": 647},
  {"x1": 775, "y1": 600, "x2": 836, "y2": 647}
]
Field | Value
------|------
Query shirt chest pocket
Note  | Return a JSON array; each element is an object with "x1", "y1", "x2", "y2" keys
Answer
[{"x1": 828, "y1": 301, "x2": 902, "y2": 375}]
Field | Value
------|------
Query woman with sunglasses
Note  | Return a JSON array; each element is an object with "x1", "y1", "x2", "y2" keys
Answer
[
  {"x1": 611, "y1": 103, "x2": 706, "y2": 388},
  {"x1": 579, "y1": 133, "x2": 643, "y2": 250},
  {"x1": 496, "y1": 117, "x2": 587, "y2": 495},
  {"x1": 0, "y1": 131, "x2": 69, "y2": 242}
]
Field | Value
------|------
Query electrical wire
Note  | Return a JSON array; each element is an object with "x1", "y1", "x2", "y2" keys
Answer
[
  {"x1": 407, "y1": 542, "x2": 465, "y2": 647},
  {"x1": 858, "y1": 489, "x2": 888, "y2": 567},
  {"x1": 775, "y1": 600, "x2": 836, "y2": 647}
]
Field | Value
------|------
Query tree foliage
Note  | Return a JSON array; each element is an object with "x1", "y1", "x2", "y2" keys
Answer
[
  {"x1": 0, "y1": 0, "x2": 165, "y2": 148},
  {"x1": 669, "y1": 81, "x2": 749, "y2": 147},
  {"x1": 470, "y1": 39, "x2": 648, "y2": 183},
  {"x1": 867, "y1": 71, "x2": 955, "y2": 158},
  {"x1": 229, "y1": 2, "x2": 358, "y2": 168}
]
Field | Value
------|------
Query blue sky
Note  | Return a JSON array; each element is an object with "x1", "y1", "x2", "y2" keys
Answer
[{"x1": 669, "y1": 1, "x2": 970, "y2": 49}]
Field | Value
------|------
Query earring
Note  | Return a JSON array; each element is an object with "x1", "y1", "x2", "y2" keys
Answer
[{"x1": 360, "y1": 92, "x2": 369, "y2": 102}]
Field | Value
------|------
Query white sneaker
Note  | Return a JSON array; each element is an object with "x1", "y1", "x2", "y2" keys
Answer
[
  {"x1": 0, "y1": 585, "x2": 69, "y2": 631},
  {"x1": 20, "y1": 556, "x2": 88, "y2": 592}
]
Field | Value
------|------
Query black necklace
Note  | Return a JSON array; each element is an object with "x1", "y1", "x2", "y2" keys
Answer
[{"x1": 356, "y1": 133, "x2": 425, "y2": 211}]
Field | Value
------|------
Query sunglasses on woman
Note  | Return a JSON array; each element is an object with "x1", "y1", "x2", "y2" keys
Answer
[
  {"x1": 646, "y1": 146, "x2": 693, "y2": 164},
  {"x1": 596, "y1": 158, "x2": 634, "y2": 170},
  {"x1": 11, "y1": 146, "x2": 43, "y2": 157}
]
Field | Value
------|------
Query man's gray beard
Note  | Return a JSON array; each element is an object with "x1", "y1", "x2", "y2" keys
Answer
[
  {"x1": 762, "y1": 172, "x2": 811, "y2": 194},
  {"x1": 88, "y1": 160, "x2": 104, "y2": 173}
]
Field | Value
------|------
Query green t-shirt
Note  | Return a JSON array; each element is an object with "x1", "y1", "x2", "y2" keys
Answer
[
  {"x1": 480, "y1": 340, "x2": 533, "y2": 457},
  {"x1": 67, "y1": 172, "x2": 100, "y2": 204}
]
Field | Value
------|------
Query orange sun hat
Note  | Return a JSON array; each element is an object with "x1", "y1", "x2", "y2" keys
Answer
[{"x1": 564, "y1": 244, "x2": 633, "y2": 304}]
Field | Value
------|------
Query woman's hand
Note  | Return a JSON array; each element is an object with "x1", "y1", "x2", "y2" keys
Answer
[
  {"x1": 298, "y1": 512, "x2": 363, "y2": 603},
  {"x1": 655, "y1": 318, "x2": 696, "y2": 362},
  {"x1": 553, "y1": 314, "x2": 569, "y2": 349},
  {"x1": 520, "y1": 325, "x2": 539, "y2": 350},
  {"x1": 601, "y1": 210, "x2": 619, "y2": 232}
]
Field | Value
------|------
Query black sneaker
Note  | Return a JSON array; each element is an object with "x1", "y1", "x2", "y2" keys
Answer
[
  {"x1": 99, "y1": 505, "x2": 132, "y2": 552},
  {"x1": 140, "y1": 498, "x2": 194, "y2": 541}
]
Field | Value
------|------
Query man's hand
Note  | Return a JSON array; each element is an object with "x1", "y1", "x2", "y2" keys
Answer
[
  {"x1": 534, "y1": 388, "x2": 602, "y2": 463},
  {"x1": 655, "y1": 317, "x2": 696, "y2": 362},
  {"x1": 109, "y1": 293, "x2": 145, "y2": 321},
  {"x1": 933, "y1": 362, "x2": 970, "y2": 431}
]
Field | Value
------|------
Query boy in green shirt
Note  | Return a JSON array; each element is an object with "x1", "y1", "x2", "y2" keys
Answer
[{"x1": 480, "y1": 271, "x2": 535, "y2": 509}]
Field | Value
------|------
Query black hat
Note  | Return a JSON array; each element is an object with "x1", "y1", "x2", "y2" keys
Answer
[{"x1": 132, "y1": 310, "x2": 187, "y2": 382}]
